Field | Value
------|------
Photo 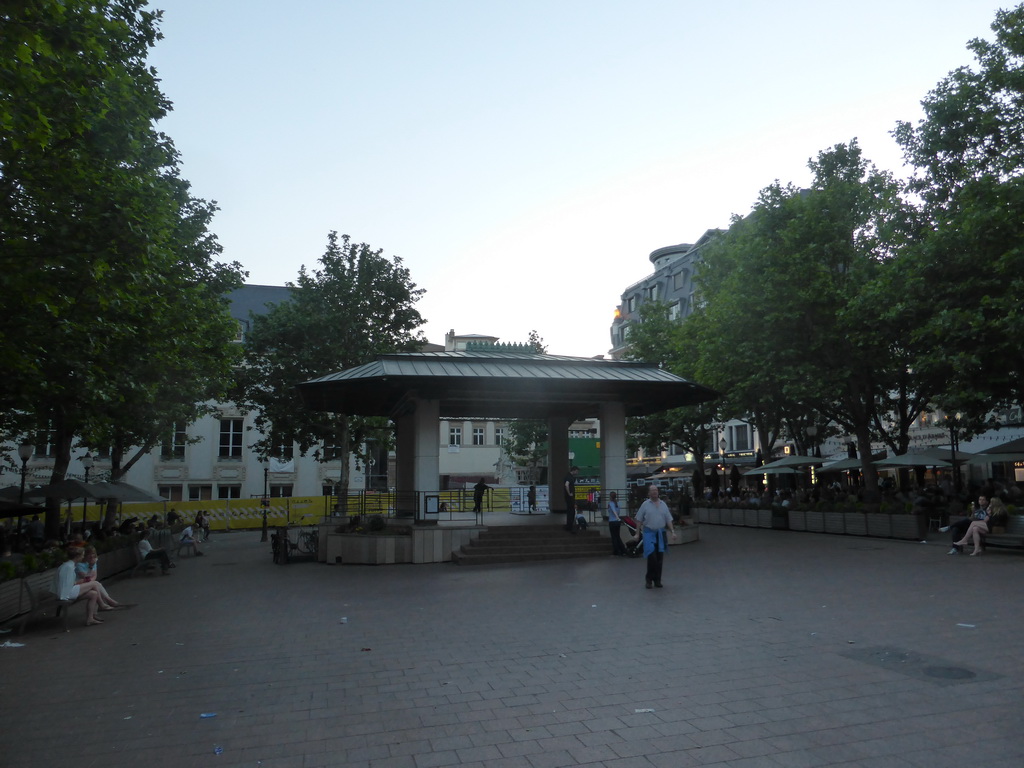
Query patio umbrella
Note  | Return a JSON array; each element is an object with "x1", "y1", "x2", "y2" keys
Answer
[
  {"x1": 92, "y1": 481, "x2": 167, "y2": 503},
  {"x1": 34, "y1": 479, "x2": 111, "y2": 535},
  {"x1": 873, "y1": 454, "x2": 952, "y2": 468},
  {"x1": 756, "y1": 455, "x2": 820, "y2": 471},
  {"x1": 743, "y1": 465, "x2": 799, "y2": 475},
  {"x1": 818, "y1": 457, "x2": 863, "y2": 472},
  {"x1": 978, "y1": 436, "x2": 1024, "y2": 454},
  {"x1": 966, "y1": 452, "x2": 1024, "y2": 465},
  {"x1": 0, "y1": 485, "x2": 45, "y2": 504},
  {"x1": 33, "y1": 478, "x2": 109, "y2": 501}
]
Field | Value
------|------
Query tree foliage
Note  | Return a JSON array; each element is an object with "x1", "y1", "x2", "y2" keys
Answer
[
  {"x1": 237, "y1": 232, "x2": 426, "y2": 496},
  {"x1": 894, "y1": 4, "x2": 1024, "y2": 415},
  {"x1": 0, "y1": 1, "x2": 245, "y2": 534},
  {"x1": 622, "y1": 302, "x2": 718, "y2": 482}
]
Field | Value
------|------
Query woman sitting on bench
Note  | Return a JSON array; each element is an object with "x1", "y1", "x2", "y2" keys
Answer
[
  {"x1": 55, "y1": 546, "x2": 105, "y2": 626},
  {"x1": 75, "y1": 546, "x2": 130, "y2": 611},
  {"x1": 954, "y1": 497, "x2": 1008, "y2": 556}
]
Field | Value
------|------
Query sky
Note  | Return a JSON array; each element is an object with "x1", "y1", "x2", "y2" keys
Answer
[{"x1": 147, "y1": 0, "x2": 1010, "y2": 358}]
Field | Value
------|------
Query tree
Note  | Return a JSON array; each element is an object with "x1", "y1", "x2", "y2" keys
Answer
[
  {"x1": 503, "y1": 331, "x2": 548, "y2": 483},
  {"x1": 0, "y1": 1, "x2": 245, "y2": 535},
  {"x1": 894, "y1": 4, "x2": 1024, "y2": 415},
  {"x1": 237, "y1": 232, "x2": 426, "y2": 504},
  {"x1": 694, "y1": 142, "x2": 921, "y2": 500},
  {"x1": 622, "y1": 302, "x2": 718, "y2": 489}
]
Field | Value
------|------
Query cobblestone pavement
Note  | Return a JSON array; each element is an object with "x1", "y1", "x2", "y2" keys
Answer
[{"x1": 2, "y1": 524, "x2": 1022, "y2": 768}]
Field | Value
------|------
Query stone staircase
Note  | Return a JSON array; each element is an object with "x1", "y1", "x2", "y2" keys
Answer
[{"x1": 451, "y1": 524, "x2": 610, "y2": 565}]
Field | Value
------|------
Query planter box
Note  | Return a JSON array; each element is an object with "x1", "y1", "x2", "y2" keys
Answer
[
  {"x1": 788, "y1": 509, "x2": 806, "y2": 531},
  {"x1": 866, "y1": 514, "x2": 892, "y2": 538},
  {"x1": 98, "y1": 545, "x2": 136, "y2": 579},
  {"x1": 694, "y1": 508, "x2": 709, "y2": 524},
  {"x1": 744, "y1": 509, "x2": 759, "y2": 528},
  {"x1": 824, "y1": 512, "x2": 846, "y2": 535},
  {"x1": 708, "y1": 509, "x2": 721, "y2": 525},
  {"x1": 328, "y1": 533, "x2": 413, "y2": 565},
  {"x1": 758, "y1": 509, "x2": 774, "y2": 529},
  {"x1": 891, "y1": 515, "x2": 925, "y2": 541},
  {"x1": 843, "y1": 512, "x2": 867, "y2": 536},
  {"x1": 728, "y1": 508, "x2": 743, "y2": 526},
  {"x1": 805, "y1": 510, "x2": 825, "y2": 533}
]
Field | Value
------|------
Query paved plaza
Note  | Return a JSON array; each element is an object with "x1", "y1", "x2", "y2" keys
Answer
[{"x1": 2, "y1": 521, "x2": 1022, "y2": 768}]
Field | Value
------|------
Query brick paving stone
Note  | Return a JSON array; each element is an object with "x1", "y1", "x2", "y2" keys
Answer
[{"x1": 2, "y1": 525, "x2": 1023, "y2": 767}]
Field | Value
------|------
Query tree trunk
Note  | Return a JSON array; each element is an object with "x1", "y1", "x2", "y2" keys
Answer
[{"x1": 44, "y1": 419, "x2": 74, "y2": 540}]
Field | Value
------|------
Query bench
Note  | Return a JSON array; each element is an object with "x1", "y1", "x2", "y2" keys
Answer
[
  {"x1": 176, "y1": 539, "x2": 197, "y2": 557},
  {"x1": 984, "y1": 515, "x2": 1024, "y2": 550},
  {"x1": 17, "y1": 571, "x2": 76, "y2": 634},
  {"x1": 131, "y1": 545, "x2": 164, "y2": 577}
]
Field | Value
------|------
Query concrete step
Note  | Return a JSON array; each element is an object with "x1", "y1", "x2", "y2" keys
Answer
[{"x1": 452, "y1": 526, "x2": 611, "y2": 565}]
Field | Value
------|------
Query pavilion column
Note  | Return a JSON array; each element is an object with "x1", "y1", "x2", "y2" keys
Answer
[
  {"x1": 393, "y1": 397, "x2": 440, "y2": 515},
  {"x1": 599, "y1": 401, "x2": 627, "y2": 497},
  {"x1": 547, "y1": 416, "x2": 570, "y2": 512}
]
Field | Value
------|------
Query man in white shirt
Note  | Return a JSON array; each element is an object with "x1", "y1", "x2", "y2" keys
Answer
[{"x1": 634, "y1": 485, "x2": 676, "y2": 589}]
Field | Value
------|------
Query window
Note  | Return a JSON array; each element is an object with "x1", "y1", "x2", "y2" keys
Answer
[
  {"x1": 217, "y1": 485, "x2": 241, "y2": 500},
  {"x1": 626, "y1": 295, "x2": 638, "y2": 312},
  {"x1": 495, "y1": 427, "x2": 506, "y2": 446},
  {"x1": 33, "y1": 426, "x2": 56, "y2": 458},
  {"x1": 219, "y1": 418, "x2": 243, "y2": 459},
  {"x1": 646, "y1": 284, "x2": 660, "y2": 301},
  {"x1": 188, "y1": 485, "x2": 212, "y2": 501},
  {"x1": 731, "y1": 424, "x2": 750, "y2": 452},
  {"x1": 673, "y1": 270, "x2": 688, "y2": 290},
  {"x1": 668, "y1": 302, "x2": 681, "y2": 321},
  {"x1": 159, "y1": 485, "x2": 183, "y2": 502},
  {"x1": 162, "y1": 423, "x2": 187, "y2": 460},
  {"x1": 472, "y1": 427, "x2": 485, "y2": 446},
  {"x1": 270, "y1": 484, "x2": 293, "y2": 498},
  {"x1": 449, "y1": 427, "x2": 462, "y2": 446},
  {"x1": 271, "y1": 436, "x2": 294, "y2": 460},
  {"x1": 321, "y1": 441, "x2": 341, "y2": 461}
]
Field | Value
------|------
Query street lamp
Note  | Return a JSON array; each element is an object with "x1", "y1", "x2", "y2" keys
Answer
[
  {"x1": 934, "y1": 412, "x2": 963, "y2": 494},
  {"x1": 806, "y1": 426, "x2": 818, "y2": 487},
  {"x1": 81, "y1": 452, "x2": 94, "y2": 535},
  {"x1": 261, "y1": 464, "x2": 270, "y2": 542},
  {"x1": 17, "y1": 443, "x2": 34, "y2": 503}
]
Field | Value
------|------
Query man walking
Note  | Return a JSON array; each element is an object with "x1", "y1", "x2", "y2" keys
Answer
[{"x1": 633, "y1": 484, "x2": 676, "y2": 588}]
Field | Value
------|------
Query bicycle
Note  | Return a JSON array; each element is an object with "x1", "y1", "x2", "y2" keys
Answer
[{"x1": 296, "y1": 527, "x2": 319, "y2": 556}]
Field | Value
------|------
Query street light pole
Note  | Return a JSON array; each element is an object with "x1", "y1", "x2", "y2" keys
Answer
[
  {"x1": 261, "y1": 464, "x2": 270, "y2": 542},
  {"x1": 81, "y1": 452, "x2": 94, "y2": 536},
  {"x1": 18, "y1": 442, "x2": 34, "y2": 504},
  {"x1": 17, "y1": 443, "x2": 34, "y2": 544}
]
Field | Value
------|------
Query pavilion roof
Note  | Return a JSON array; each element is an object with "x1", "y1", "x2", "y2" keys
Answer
[{"x1": 298, "y1": 350, "x2": 717, "y2": 419}]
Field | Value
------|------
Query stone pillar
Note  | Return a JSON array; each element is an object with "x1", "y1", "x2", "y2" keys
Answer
[
  {"x1": 393, "y1": 397, "x2": 440, "y2": 517},
  {"x1": 547, "y1": 416, "x2": 570, "y2": 511},
  {"x1": 599, "y1": 401, "x2": 627, "y2": 498},
  {"x1": 413, "y1": 398, "x2": 441, "y2": 495}
]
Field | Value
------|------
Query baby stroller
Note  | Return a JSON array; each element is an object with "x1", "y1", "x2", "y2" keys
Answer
[{"x1": 620, "y1": 516, "x2": 644, "y2": 557}]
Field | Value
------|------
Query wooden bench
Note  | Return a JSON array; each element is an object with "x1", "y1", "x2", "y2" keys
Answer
[
  {"x1": 131, "y1": 544, "x2": 164, "y2": 577},
  {"x1": 17, "y1": 571, "x2": 77, "y2": 634},
  {"x1": 984, "y1": 515, "x2": 1024, "y2": 550}
]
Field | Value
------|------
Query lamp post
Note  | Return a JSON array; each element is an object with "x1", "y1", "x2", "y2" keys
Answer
[
  {"x1": 18, "y1": 442, "x2": 34, "y2": 504},
  {"x1": 81, "y1": 452, "x2": 94, "y2": 535},
  {"x1": 17, "y1": 443, "x2": 34, "y2": 543},
  {"x1": 261, "y1": 464, "x2": 270, "y2": 542},
  {"x1": 718, "y1": 437, "x2": 727, "y2": 496},
  {"x1": 806, "y1": 425, "x2": 818, "y2": 488}
]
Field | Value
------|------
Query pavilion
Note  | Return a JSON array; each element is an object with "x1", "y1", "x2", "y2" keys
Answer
[{"x1": 298, "y1": 346, "x2": 716, "y2": 515}]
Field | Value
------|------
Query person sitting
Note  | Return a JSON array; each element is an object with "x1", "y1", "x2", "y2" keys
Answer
[
  {"x1": 179, "y1": 524, "x2": 204, "y2": 555},
  {"x1": 137, "y1": 530, "x2": 173, "y2": 574},
  {"x1": 55, "y1": 546, "x2": 106, "y2": 626},
  {"x1": 954, "y1": 497, "x2": 1008, "y2": 556},
  {"x1": 942, "y1": 495, "x2": 989, "y2": 554},
  {"x1": 574, "y1": 510, "x2": 588, "y2": 531},
  {"x1": 75, "y1": 546, "x2": 130, "y2": 610}
]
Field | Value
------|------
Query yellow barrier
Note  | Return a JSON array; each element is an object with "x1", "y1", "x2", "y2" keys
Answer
[{"x1": 71, "y1": 497, "x2": 331, "y2": 531}]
